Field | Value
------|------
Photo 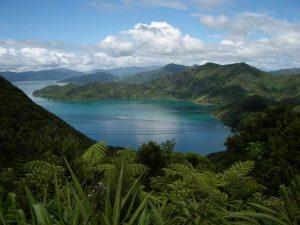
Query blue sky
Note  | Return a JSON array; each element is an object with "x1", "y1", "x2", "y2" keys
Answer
[{"x1": 0, "y1": 0, "x2": 299, "y2": 71}]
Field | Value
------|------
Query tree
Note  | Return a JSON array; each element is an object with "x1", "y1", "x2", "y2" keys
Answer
[
  {"x1": 136, "y1": 140, "x2": 175, "y2": 178},
  {"x1": 225, "y1": 105, "x2": 300, "y2": 194}
]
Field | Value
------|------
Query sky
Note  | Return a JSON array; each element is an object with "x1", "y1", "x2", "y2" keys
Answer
[{"x1": 0, "y1": 0, "x2": 299, "y2": 72}]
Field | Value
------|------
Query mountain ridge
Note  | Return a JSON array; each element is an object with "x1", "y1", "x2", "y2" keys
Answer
[
  {"x1": 269, "y1": 68, "x2": 300, "y2": 76},
  {"x1": 1, "y1": 68, "x2": 83, "y2": 82},
  {"x1": 33, "y1": 62, "x2": 300, "y2": 104},
  {"x1": 58, "y1": 72, "x2": 120, "y2": 84},
  {"x1": 120, "y1": 63, "x2": 186, "y2": 84},
  {"x1": 89, "y1": 65, "x2": 160, "y2": 77}
]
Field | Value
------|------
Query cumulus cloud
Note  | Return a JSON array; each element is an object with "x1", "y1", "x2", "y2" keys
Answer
[
  {"x1": 125, "y1": 22, "x2": 204, "y2": 55},
  {"x1": 0, "y1": 19, "x2": 300, "y2": 72},
  {"x1": 195, "y1": 12, "x2": 300, "y2": 40},
  {"x1": 98, "y1": 36, "x2": 134, "y2": 56}
]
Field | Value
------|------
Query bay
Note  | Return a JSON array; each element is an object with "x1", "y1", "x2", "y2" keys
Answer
[{"x1": 14, "y1": 80, "x2": 231, "y2": 155}]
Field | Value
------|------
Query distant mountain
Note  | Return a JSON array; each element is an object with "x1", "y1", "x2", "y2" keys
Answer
[
  {"x1": 88, "y1": 65, "x2": 159, "y2": 77},
  {"x1": 33, "y1": 62, "x2": 300, "y2": 104},
  {"x1": 1, "y1": 68, "x2": 83, "y2": 82},
  {"x1": 120, "y1": 63, "x2": 187, "y2": 84},
  {"x1": 59, "y1": 72, "x2": 120, "y2": 84},
  {"x1": 269, "y1": 68, "x2": 300, "y2": 76},
  {"x1": 0, "y1": 76, "x2": 94, "y2": 166}
]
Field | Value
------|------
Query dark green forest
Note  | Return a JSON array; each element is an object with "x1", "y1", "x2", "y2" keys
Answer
[
  {"x1": 1, "y1": 74, "x2": 300, "y2": 224},
  {"x1": 0, "y1": 76, "x2": 94, "y2": 167}
]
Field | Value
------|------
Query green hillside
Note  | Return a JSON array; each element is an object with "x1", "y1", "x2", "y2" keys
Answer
[
  {"x1": 34, "y1": 62, "x2": 300, "y2": 104},
  {"x1": 0, "y1": 76, "x2": 94, "y2": 166},
  {"x1": 120, "y1": 63, "x2": 186, "y2": 84},
  {"x1": 59, "y1": 72, "x2": 120, "y2": 84}
]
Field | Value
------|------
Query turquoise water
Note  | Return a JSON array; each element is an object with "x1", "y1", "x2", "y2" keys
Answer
[{"x1": 14, "y1": 81, "x2": 231, "y2": 155}]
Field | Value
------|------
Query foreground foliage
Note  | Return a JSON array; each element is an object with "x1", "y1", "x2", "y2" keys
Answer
[
  {"x1": 1, "y1": 141, "x2": 299, "y2": 225},
  {"x1": 225, "y1": 105, "x2": 300, "y2": 193}
]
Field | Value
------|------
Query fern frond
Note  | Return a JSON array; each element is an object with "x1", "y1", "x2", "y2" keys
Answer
[
  {"x1": 96, "y1": 163, "x2": 148, "y2": 177},
  {"x1": 126, "y1": 164, "x2": 149, "y2": 177},
  {"x1": 96, "y1": 164, "x2": 115, "y2": 173},
  {"x1": 116, "y1": 149, "x2": 136, "y2": 163},
  {"x1": 81, "y1": 141, "x2": 108, "y2": 167},
  {"x1": 223, "y1": 161, "x2": 255, "y2": 178},
  {"x1": 162, "y1": 163, "x2": 196, "y2": 178},
  {"x1": 24, "y1": 160, "x2": 51, "y2": 173}
]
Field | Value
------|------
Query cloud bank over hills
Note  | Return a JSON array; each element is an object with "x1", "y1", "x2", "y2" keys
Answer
[{"x1": 0, "y1": 13, "x2": 299, "y2": 72}]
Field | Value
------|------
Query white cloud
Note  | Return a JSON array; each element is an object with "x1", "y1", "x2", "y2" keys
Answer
[
  {"x1": 183, "y1": 35, "x2": 204, "y2": 53},
  {"x1": 98, "y1": 36, "x2": 134, "y2": 56},
  {"x1": 195, "y1": 12, "x2": 300, "y2": 40},
  {"x1": 126, "y1": 22, "x2": 184, "y2": 55},
  {"x1": 0, "y1": 47, "x2": 8, "y2": 55},
  {"x1": 0, "y1": 19, "x2": 300, "y2": 72},
  {"x1": 124, "y1": 22, "x2": 204, "y2": 55},
  {"x1": 197, "y1": 14, "x2": 229, "y2": 29}
]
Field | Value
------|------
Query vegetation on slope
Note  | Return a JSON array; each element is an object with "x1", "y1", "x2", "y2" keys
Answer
[
  {"x1": 33, "y1": 62, "x2": 300, "y2": 104},
  {"x1": 33, "y1": 83, "x2": 151, "y2": 100},
  {"x1": 1, "y1": 138, "x2": 299, "y2": 224},
  {"x1": 224, "y1": 105, "x2": 300, "y2": 193},
  {"x1": 58, "y1": 72, "x2": 120, "y2": 84},
  {"x1": 213, "y1": 95, "x2": 274, "y2": 127},
  {"x1": 0, "y1": 76, "x2": 94, "y2": 167}
]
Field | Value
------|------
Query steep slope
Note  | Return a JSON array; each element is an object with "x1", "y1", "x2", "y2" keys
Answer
[
  {"x1": 120, "y1": 63, "x2": 186, "y2": 84},
  {"x1": 0, "y1": 76, "x2": 94, "y2": 166},
  {"x1": 33, "y1": 62, "x2": 300, "y2": 104},
  {"x1": 59, "y1": 72, "x2": 120, "y2": 84},
  {"x1": 1, "y1": 68, "x2": 83, "y2": 82}
]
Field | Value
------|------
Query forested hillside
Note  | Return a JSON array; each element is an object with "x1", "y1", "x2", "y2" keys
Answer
[
  {"x1": 0, "y1": 76, "x2": 94, "y2": 166},
  {"x1": 34, "y1": 62, "x2": 300, "y2": 104}
]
